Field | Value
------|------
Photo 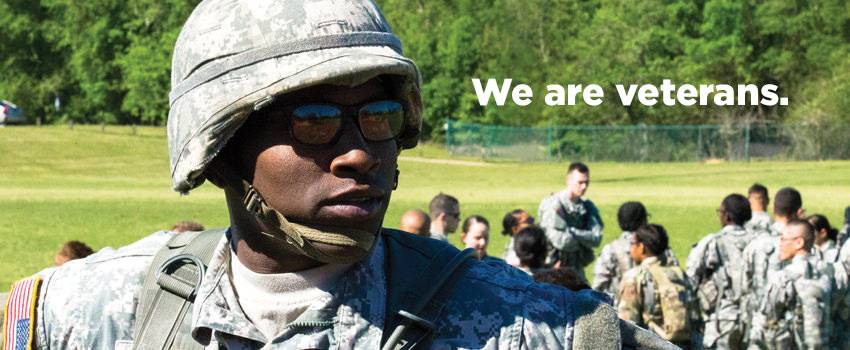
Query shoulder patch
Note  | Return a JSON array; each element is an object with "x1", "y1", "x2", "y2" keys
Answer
[{"x1": 3, "y1": 276, "x2": 42, "y2": 350}]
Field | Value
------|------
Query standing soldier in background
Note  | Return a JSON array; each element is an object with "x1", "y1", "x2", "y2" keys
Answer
[
  {"x1": 687, "y1": 194, "x2": 754, "y2": 349},
  {"x1": 594, "y1": 201, "x2": 679, "y2": 302},
  {"x1": 839, "y1": 206, "x2": 850, "y2": 246},
  {"x1": 808, "y1": 214, "x2": 840, "y2": 263},
  {"x1": 428, "y1": 192, "x2": 460, "y2": 242},
  {"x1": 807, "y1": 214, "x2": 850, "y2": 349},
  {"x1": 741, "y1": 187, "x2": 804, "y2": 344},
  {"x1": 538, "y1": 162, "x2": 603, "y2": 279},
  {"x1": 399, "y1": 208, "x2": 430, "y2": 237},
  {"x1": 748, "y1": 220, "x2": 834, "y2": 349},
  {"x1": 501, "y1": 209, "x2": 534, "y2": 267},
  {"x1": 618, "y1": 224, "x2": 699, "y2": 349},
  {"x1": 744, "y1": 184, "x2": 771, "y2": 234}
]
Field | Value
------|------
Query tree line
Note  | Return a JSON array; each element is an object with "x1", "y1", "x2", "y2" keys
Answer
[{"x1": 2, "y1": 0, "x2": 848, "y2": 140}]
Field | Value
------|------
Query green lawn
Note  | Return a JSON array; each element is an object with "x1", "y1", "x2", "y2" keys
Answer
[{"x1": 2, "y1": 125, "x2": 848, "y2": 288}]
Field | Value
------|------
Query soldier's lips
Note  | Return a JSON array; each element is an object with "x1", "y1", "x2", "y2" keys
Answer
[{"x1": 320, "y1": 197, "x2": 384, "y2": 220}]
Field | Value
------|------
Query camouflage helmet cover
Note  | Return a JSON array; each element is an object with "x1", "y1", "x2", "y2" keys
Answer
[{"x1": 167, "y1": 0, "x2": 422, "y2": 193}]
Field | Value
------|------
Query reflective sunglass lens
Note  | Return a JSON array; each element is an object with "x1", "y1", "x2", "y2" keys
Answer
[
  {"x1": 358, "y1": 100, "x2": 404, "y2": 142},
  {"x1": 292, "y1": 105, "x2": 342, "y2": 144}
]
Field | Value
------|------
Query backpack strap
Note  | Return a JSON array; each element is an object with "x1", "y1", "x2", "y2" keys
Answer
[
  {"x1": 132, "y1": 229, "x2": 225, "y2": 350},
  {"x1": 380, "y1": 229, "x2": 475, "y2": 350}
]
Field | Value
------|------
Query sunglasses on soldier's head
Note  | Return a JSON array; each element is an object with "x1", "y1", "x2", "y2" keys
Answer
[{"x1": 267, "y1": 100, "x2": 405, "y2": 146}]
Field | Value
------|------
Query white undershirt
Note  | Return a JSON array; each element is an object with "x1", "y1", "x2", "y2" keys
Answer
[{"x1": 229, "y1": 249, "x2": 352, "y2": 341}]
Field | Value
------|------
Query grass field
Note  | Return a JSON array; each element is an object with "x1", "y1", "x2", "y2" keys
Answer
[{"x1": 1, "y1": 125, "x2": 849, "y2": 288}]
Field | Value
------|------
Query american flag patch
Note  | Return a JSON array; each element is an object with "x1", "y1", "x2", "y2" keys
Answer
[{"x1": 2, "y1": 276, "x2": 41, "y2": 350}]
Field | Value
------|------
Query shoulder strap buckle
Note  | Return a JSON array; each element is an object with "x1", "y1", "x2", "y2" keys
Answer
[{"x1": 155, "y1": 253, "x2": 207, "y2": 300}]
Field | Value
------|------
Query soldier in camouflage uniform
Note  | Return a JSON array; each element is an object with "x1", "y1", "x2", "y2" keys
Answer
[
  {"x1": 838, "y1": 206, "x2": 850, "y2": 246},
  {"x1": 538, "y1": 162, "x2": 603, "y2": 280},
  {"x1": 686, "y1": 194, "x2": 756, "y2": 349},
  {"x1": 1, "y1": 1, "x2": 677, "y2": 349},
  {"x1": 618, "y1": 224, "x2": 698, "y2": 349},
  {"x1": 740, "y1": 187, "x2": 804, "y2": 345},
  {"x1": 594, "y1": 201, "x2": 679, "y2": 302},
  {"x1": 748, "y1": 220, "x2": 834, "y2": 349},
  {"x1": 808, "y1": 214, "x2": 840, "y2": 263},
  {"x1": 809, "y1": 213, "x2": 850, "y2": 349},
  {"x1": 743, "y1": 184, "x2": 771, "y2": 234}
]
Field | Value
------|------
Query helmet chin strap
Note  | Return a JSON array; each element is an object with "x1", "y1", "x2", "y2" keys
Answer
[{"x1": 240, "y1": 181, "x2": 377, "y2": 264}]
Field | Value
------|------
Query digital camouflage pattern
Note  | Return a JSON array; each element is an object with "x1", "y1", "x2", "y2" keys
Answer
[
  {"x1": 744, "y1": 212, "x2": 772, "y2": 236},
  {"x1": 167, "y1": 0, "x2": 423, "y2": 194},
  {"x1": 617, "y1": 257, "x2": 697, "y2": 348},
  {"x1": 839, "y1": 223, "x2": 850, "y2": 248},
  {"x1": 739, "y1": 222, "x2": 784, "y2": 345},
  {"x1": 813, "y1": 239, "x2": 840, "y2": 264},
  {"x1": 686, "y1": 225, "x2": 757, "y2": 349},
  {"x1": 10, "y1": 230, "x2": 641, "y2": 349},
  {"x1": 831, "y1": 239, "x2": 850, "y2": 349},
  {"x1": 748, "y1": 254, "x2": 834, "y2": 350},
  {"x1": 593, "y1": 231, "x2": 680, "y2": 301},
  {"x1": 538, "y1": 190, "x2": 603, "y2": 278}
]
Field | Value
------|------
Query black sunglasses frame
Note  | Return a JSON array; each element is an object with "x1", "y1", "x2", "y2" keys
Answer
[{"x1": 260, "y1": 100, "x2": 406, "y2": 146}]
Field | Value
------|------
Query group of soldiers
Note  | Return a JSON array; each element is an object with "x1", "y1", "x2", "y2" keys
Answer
[{"x1": 527, "y1": 162, "x2": 850, "y2": 350}]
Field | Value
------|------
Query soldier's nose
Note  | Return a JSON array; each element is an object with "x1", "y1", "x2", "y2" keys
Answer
[{"x1": 330, "y1": 126, "x2": 380, "y2": 176}]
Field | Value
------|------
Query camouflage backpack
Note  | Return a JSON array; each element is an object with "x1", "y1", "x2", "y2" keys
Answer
[{"x1": 646, "y1": 265, "x2": 692, "y2": 344}]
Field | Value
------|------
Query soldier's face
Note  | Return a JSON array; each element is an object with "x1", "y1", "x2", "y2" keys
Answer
[
  {"x1": 629, "y1": 237, "x2": 644, "y2": 263},
  {"x1": 462, "y1": 221, "x2": 489, "y2": 258},
  {"x1": 566, "y1": 170, "x2": 589, "y2": 197},
  {"x1": 443, "y1": 204, "x2": 461, "y2": 233},
  {"x1": 511, "y1": 211, "x2": 533, "y2": 235},
  {"x1": 779, "y1": 225, "x2": 805, "y2": 261},
  {"x1": 231, "y1": 79, "x2": 398, "y2": 235}
]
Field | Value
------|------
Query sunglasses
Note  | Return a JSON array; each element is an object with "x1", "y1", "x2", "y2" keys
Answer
[{"x1": 267, "y1": 100, "x2": 405, "y2": 145}]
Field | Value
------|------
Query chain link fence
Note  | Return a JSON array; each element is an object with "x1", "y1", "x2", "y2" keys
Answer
[{"x1": 445, "y1": 120, "x2": 850, "y2": 162}]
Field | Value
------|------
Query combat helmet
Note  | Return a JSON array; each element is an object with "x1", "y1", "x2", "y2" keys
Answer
[{"x1": 167, "y1": 0, "x2": 422, "y2": 193}]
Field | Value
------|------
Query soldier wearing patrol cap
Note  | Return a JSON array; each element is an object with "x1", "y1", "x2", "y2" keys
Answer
[{"x1": 2, "y1": 1, "x2": 676, "y2": 349}]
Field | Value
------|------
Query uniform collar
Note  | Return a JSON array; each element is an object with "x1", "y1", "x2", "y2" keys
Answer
[
  {"x1": 721, "y1": 224, "x2": 746, "y2": 234},
  {"x1": 639, "y1": 256, "x2": 660, "y2": 268},
  {"x1": 557, "y1": 190, "x2": 584, "y2": 209},
  {"x1": 191, "y1": 229, "x2": 387, "y2": 346}
]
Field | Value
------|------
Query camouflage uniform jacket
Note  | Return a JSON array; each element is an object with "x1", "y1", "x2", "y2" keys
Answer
[
  {"x1": 538, "y1": 190, "x2": 604, "y2": 277},
  {"x1": 14, "y1": 229, "x2": 664, "y2": 349},
  {"x1": 749, "y1": 254, "x2": 834, "y2": 350},
  {"x1": 593, "y1": 231, "x2": 680, "y2": 302},
  {"x1": 686, "y1": 225, "x2": 756, "y2": 349},
  {"x1": 744, "y1": 212, "x2": 772, "y2": 235},
  {"x1": 741, "y1": 223, "x2": 784, "y2": 336},
  {"x1": 829, "y1": 240, "x2": 850, "y2": 349},
  {"x1": 839, "y1": 224, "x2": 850, "y2": 249},
  {"x1": 617, "y1": 257, "x2": 696, "y2": 347},
  {"x1": 813, "y1": 239, "x2": 840, "y2": 264}
]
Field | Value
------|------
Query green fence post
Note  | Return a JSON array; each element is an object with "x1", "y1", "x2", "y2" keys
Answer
[
  {"x1": 547, "y1": 121, "x2": 553, "y2": 161},
  {"x1": 745, "y1": 121, "x2": 751, "y2": 161},
  {"x1": 445, "y1": 118, "x2": 451, "y2": 155},
  {"x1": 697, "y1": 126, "x2": 703, "y2": 160}
]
